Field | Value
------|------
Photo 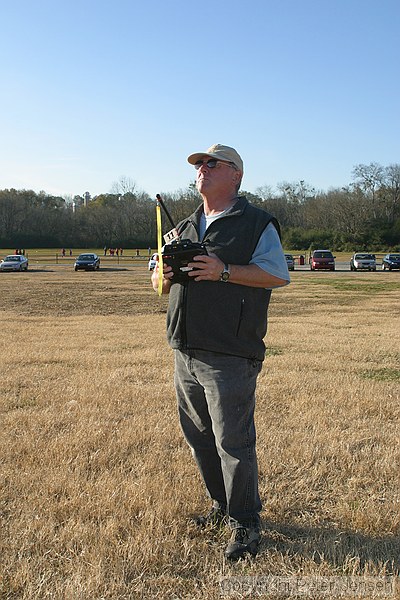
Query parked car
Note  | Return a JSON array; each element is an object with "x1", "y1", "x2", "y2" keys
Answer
[
  {"x1": 284, "y1": 253, "x2": 295, "y2": 271},
  {"x1": 0, "y1": 254, "x2": 29, "y2": 271},
  {"x1": 350, "y1": 253, "x2": 376, "y2": 271},
  {"x1": 310, "y1": 249, "x2": 335, "y2": 271},
  {"x1": 74, "y1": 253, "x2": 100, "y2": 271},
  {"x1": 148, "y1": 252, "x2": 158, "y2": 271},
  {"x1": 382, "y1": 253, "x2": 400, "y2": 271}
]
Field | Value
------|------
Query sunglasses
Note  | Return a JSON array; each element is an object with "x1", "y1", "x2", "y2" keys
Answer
[{"x1": 194, "y1": 158, "x2": 237, "y2": 170}]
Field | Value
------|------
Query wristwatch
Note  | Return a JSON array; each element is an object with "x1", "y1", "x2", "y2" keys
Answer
[{"x1": 220, "y1": 263, "x2": 230, "y2": 282}]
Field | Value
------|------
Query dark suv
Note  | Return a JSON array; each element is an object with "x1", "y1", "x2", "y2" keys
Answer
[
  {"x1": 382, "y1": 253, "x2": 400, "y2": 271},
  {"x1": 310, "y1": 249, "x2": 335, "y2": 271},
  {"x1": 74, "y1": 253, "x2": 100, "y2": 271}
]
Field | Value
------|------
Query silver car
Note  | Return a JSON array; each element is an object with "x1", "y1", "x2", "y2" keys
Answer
[
  {"x1": 350, "y1": 253, "x2": 376, "y2": 271},
  {"x1": 284, "y1": 253, "x2": 295, "y2": 271},
  {"x1": 0, "y1": 254, "x2": 29, "y2": 271}
]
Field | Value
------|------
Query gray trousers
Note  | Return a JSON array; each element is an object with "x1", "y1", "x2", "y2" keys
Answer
[{"x1": 174, "y1": 349, "x2": 262, "y2": 527}]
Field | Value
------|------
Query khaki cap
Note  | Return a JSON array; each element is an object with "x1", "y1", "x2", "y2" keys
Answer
[{"x1": 187, "y1": 144, "x2": 243, "y2": 173}]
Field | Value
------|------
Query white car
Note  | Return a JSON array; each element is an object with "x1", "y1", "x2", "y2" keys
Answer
[
  {"x1": 148, "y1": 252, "x2": 158, "y2": 270},
  {"x1": 350, "y1": 253, "x2": 376, "y2": 271},
  {"x1": 0, "y1": 254, "x2": 29, "y2": 271}
]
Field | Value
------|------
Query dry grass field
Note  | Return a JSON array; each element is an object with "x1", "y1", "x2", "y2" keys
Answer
[{"x1": 0, "y1": 264, "x2": 399, "y2": 599}]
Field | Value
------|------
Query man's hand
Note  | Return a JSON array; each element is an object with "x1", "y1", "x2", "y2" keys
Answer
[
  {"x1": 188, "y1": 253, "x2": 224, "y2": 281},
  {"x1": 151, "y1": 261, "x2": 173, "y2": 294}
]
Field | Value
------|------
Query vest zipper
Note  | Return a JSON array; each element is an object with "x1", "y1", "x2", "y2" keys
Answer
[
  {"x1": 236, "y1": 298, "x2": 245, "y2": 337},
  {"x1": 181, "y1": 284, "x2": 188, "y2": 349}
]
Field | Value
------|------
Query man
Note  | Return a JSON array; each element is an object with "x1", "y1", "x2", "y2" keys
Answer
[{"x1": 152, "y1": 144, "x2": 290, "y2": 560}]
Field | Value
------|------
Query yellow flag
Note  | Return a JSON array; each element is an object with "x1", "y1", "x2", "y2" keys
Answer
[{"x1": 156, "y1": 203, "x2": 163, "y2": 296}]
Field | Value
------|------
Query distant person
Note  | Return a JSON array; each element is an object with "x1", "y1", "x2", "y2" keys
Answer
[
  {"x1": 104, "y1": 246, "x2": 108, "y2": 256},
  {"x1": 151, "y1": 143, "x2": 290, "y2": 560}
]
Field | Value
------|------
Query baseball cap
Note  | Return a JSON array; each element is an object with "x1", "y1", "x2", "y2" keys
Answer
[{"x1": 187, "y1": 144, "x2": 243, "y2": 173}]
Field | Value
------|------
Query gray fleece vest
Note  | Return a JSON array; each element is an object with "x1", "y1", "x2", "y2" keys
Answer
[{"x1": 166, "y1": 196, "x2": 280, "y2": 361}]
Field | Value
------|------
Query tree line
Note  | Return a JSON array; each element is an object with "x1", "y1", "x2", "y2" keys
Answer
[{"x1": 0, "y1": 163, "x2": 399, "y2": 251}]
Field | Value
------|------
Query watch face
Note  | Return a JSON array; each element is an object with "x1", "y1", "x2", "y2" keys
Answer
[{"x1": 221, "y1": 270, "x2": 230, "y2": 281}]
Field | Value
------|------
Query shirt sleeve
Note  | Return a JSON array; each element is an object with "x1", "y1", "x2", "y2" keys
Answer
[{"x1": 249, "y1": 222, "x2": 291, "y2": 287}]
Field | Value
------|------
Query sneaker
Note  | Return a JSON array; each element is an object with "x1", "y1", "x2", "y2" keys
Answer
[
  {"x1": 225, "y1": 525, "x2": 260, "y2": 560},
  {"x1": 193, "y1": 505, "x2": 226, "y2": 528}
]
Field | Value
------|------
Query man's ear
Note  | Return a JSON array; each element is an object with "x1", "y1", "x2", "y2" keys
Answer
[{"x1": 233, "y1": 170, "x2": 242, "y2": 187}]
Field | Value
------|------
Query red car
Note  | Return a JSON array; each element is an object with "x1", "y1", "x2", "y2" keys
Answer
[{"x1": 310, "y1": 249, "x2": 335, "y2": 271}]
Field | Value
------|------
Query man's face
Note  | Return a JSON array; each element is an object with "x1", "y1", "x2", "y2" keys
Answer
[{"x1": 195, "y1": 158, "x2": 241, "y2": 196}]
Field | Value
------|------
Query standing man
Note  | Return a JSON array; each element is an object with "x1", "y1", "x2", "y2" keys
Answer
[{"x1": 152, "y1": 144, "x2": 290, "y2": 560}]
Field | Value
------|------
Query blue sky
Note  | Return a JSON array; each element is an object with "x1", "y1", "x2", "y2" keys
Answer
[{"x1": 1, "y1": 0, "x2": 399, "y2": 199}]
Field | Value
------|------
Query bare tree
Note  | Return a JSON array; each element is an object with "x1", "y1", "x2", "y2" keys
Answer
[
  {"x1": 352, "y1": 162, "x2": 384, "y2": 219},
  {"x1": 381, "y1": 164, "x2": 400, "y2": 223},
  {"x1": 255, "y1": 185, "x2": 291, "y2": 227},
  {"x1": 275, "y1": 180, "x2": 316, "y2": 228},
  {"x1": 110, "y1": 176, "x2": 137, "y2": 196}
]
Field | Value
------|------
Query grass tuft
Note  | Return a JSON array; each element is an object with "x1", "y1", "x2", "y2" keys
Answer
[{"x1": 360, "y1": 368, "x2": 400, "y2": 382}]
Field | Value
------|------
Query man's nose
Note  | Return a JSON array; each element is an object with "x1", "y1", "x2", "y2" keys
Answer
[{"x1": 197, "y1": 161, "x2": 210, "y2": 172}]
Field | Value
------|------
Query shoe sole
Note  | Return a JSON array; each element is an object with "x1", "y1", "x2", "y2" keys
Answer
[{"x1": 225, "y1": 540, "x2": 259, "y2": 560}]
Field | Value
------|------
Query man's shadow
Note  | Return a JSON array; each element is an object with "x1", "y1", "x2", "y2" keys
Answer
[{"x1": 262, "y1": 519, "x2": 400, "y2": 574}]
